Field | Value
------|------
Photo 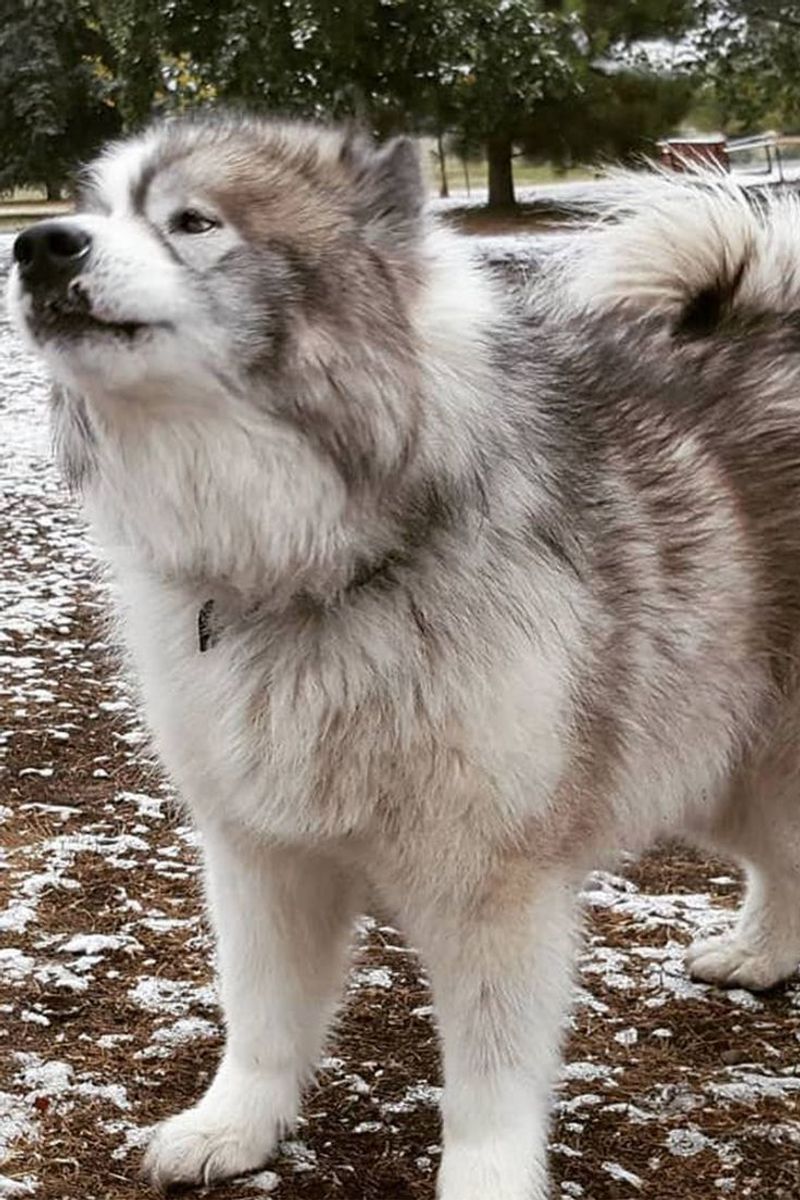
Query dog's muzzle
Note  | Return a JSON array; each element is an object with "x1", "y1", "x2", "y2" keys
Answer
[
  {"x1": 13, "y1": 220, "x2": 92, "y2": 292},
  {"x1": 10, "y1": 219, "x2": 148, "y2": 341}
]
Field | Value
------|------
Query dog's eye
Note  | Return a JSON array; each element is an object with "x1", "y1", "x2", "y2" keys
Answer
[{"x1": 170, "y1": 209, "x2": 218, "y2": 235}]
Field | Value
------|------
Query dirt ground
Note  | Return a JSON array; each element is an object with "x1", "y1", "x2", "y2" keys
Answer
[{"x1": 1, "y1": 236, "x2": 799, "y2": 1200}]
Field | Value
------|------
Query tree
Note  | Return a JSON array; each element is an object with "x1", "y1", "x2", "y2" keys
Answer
[
  {"x1": 164, "y1": 0, "x2": 448, "y2": 131},
  {"x1": 0, "y1": 0, "x2": 121, "y2": 198},
  {"x1": 521, "y1": 0, "x2": 700, "y2": 171},
  {"x1": 698, "y1": 3, "x2": 800, "y2": 131},
  {"x1": 524, "y1": 68, "x2": 696, "y2": 168},
  {"x1": 577, "y1": 0, "x2": 698, "y2": 51},
  {"x1": 426, "y1": 1, "x2": 581, "y2": 208},
  {"x1": 538, "y1": 1, "x2": 699, "y2": 166},
  {"x1": 95, "y1": 0, "x2": 164, "y2": 128},
  {"x1": 165, "y1": 0, "x2": 318, "y2": 116}
]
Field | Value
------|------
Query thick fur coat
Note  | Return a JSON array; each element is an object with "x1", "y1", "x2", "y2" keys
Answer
[{"x1": 8, "y1": 115, "x2": 800, "y2": 1199}]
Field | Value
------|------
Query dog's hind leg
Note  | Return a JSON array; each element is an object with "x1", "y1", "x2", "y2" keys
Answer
[
  {"x1": 401, "y1": 863, "x2": 580, "y2": 1200},
  {"x1": 686, "y1": 729, "x2": 800, "y2": 992},
  {"x1": 143, "y1": 825, "x2": 362, "y2": 1190}
]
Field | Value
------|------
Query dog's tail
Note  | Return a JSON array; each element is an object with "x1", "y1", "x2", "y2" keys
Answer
[{"x1": 563, "y1": 173, "x2": 800, "y2": 335}]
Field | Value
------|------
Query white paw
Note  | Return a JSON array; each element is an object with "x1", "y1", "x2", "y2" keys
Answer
[
  {"x1": 437, "y1": 1141, "x2": 546, "y2": 1200},
  {"x1": 686, "y1": 933, "x2": 798, "y2": 991},
  {"x1": 142, "y1": 1105, "x2": 276, "y2": 1190}
]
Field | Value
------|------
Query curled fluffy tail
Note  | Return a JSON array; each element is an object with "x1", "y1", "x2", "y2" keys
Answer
[{"x1": 564, "y1": 174, "x2": 800, "y2": 334}]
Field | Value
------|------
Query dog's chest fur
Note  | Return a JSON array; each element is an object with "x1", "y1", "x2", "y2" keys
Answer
[{"x1": 111, "y1": 562, "x2": 578, "y2": 854}]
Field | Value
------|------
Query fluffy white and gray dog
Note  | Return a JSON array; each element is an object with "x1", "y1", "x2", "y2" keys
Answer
[{"x1": 7, "y1": 114, "x2": 800, "y2": 1199}]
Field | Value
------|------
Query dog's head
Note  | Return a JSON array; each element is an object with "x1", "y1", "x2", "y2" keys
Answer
[
  {"x1": 7, "y1": 115, "x2": 495, "y2": 592},
  {"x1": 8, "y1": 114, "x2": 425, "y2": 410}
]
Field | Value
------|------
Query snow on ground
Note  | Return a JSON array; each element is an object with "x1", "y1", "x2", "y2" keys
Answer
[
  {"x1": 429, "y1": 165, "x2": 800, "y2": 215},
  {"x1": 431, "y1": 179, "x2": 610, "y2": 213},
  {"x1": 1, "y1": 232, "x2": 798, "y2": 1199}
]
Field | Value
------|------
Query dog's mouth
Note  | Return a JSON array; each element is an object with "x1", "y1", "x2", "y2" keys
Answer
[
  {"x1": 47, "y1": 311, "x2": 146, "y2": 340},
  {"x1": 30, "y1": 300, "x2": 149, "y2": 342},
  {"x1": 23, "y1": 287, "x2": 162, "y2": 344}
]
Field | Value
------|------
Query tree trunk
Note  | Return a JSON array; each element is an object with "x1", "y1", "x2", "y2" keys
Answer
[
  {"x1": 436, "y1": 128, "x2": 449, "y2": 199},
  {"x1": 486, "y1": 136, "x2": 515, "y2": 209}
]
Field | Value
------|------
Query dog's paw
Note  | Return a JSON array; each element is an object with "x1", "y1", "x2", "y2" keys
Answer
[
  {"x1": 437, "y1": 1143, "x2": 547, "y2": 1200},
  {"x1": 142, "y1": 1106, "x2": 275, "y2": 1191},
  {"x1": 686, "y1": 933, "x2": 797, "y2": 992}
]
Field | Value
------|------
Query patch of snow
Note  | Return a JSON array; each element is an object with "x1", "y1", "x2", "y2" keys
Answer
[
  {"x1": 16, "y1": 1056, "x2": 73, "y2": 1097},
  {"x1": 551, "y1": 1142, "x2": 583, "y2": 1159},
  {"x1": 602, "y1": 1161, "x2": 643, "y2": 1188},
  {"x1": 709, "y1": 1073, "x2": 800, "y2": 1102},
  {"x1": 73, "y1": 1081, "x2": 130, "y2": 1111},
  {"x1": 562, "y1": 1061, "x2": 616, "y2": 1084},
  {"x1": 350, "y1": 966, "x2": 393, "y2": 990},
  {"x1": 0, "y1": 1176, "x2": 37, "y2": 1197},
  {"x1": 150, "y1": 1016, "x2": 218, "y2": 1047},
  {"x1": 107, "y1": 1122, "x2": 152, "y2": 1162},
  {"x1": 383, "y1": 1083, "x2": 442, "y2": 1115},
  {"x1": 666, "y1": 1127, "x2": 712, "y2": 1157},
  {"x1": 0, "y1": 949, "x2": 36, "y2": 984},
  {"x1": 59, "y1": 933, "x2": 139, "y2": 956},
  {"x1": 248, "y1": 1171, "x2": 280, "y2": 1193},
  {"x1": 279, "y1": 1141, "x2": 317, "y2": 1172},
  {"x1": 725, "y1": 989, "x2": 765, "y2": 1011},
  {"x1": 0, "y1": 1090, "x2": 35, "y2": 1162},
  {"x1": 95, "y1": 1034, "x2": 134, "y2": 1050},
  {"x1": 19, "y1": 1011, "x2": 49, "y2": 1027},
  {"x1": 128, "y1": 976, "x2": 216, "y2": 1016},
  {"x1": 559, "y1": 1093, "x2": 604, "y2": 1115}
]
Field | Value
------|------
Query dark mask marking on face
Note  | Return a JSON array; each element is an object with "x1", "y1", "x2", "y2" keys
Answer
[
  {"x1": 131, "y1": 157, "x2": 161, "y2": 217},
  {"x1": 146, "y1": 220, "x2": 187, "y2": 267}
]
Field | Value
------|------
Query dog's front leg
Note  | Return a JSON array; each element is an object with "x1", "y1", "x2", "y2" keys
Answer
[
  {"x1": 143, "y1": 824, "x2": 361, "y2": 1190},
  {"x1": 410, "y1": 866, "x2": 579, "y2": 1200}
]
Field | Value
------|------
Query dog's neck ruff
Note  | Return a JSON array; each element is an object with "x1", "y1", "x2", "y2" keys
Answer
[{"x1": 195, "y1": 548, "x2": 404, "y2": 652}]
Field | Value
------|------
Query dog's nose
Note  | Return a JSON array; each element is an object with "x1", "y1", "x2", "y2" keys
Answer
[{"x1": 13, "y1": 221, "x2": 92, "y2": 288}]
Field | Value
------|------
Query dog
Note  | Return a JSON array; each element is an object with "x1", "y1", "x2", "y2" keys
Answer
[{"x1": 8, "y1": 113, "x2": 800, "y2": 1200}]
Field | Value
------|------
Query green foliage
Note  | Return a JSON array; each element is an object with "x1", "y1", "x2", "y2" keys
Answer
[
  {"x1": 577, "y1": 0, "x2": 698, "y2": 51},
  {"x1": 95, "y1": 0, "x2": 163, "y2": 128},
  {"x1": 432, "y1": 1, "x2": 580, "y2": 144},
  {"x1": 524, "y1": 69, "x2": 696, "y2": 167},
  {"x1": 0, "y1": 0, "x2": 121, "y2": 196},
  {"x1": 166, "y1": 0, "x2": 317, "y2": 115},
  {"x1": 157, "y1": 1, "x2": 580, "y2": 134},
  {"x1": 699, "y1": 3, "x2": 800, "y2": 131},
  {"x1": 450, "y1": 0, "x2": 700, "y2": 201}
]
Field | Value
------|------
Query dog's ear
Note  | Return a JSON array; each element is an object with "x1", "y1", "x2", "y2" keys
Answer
[{"x1": 341, "y1": 134, "x2": 424, "y2": 236}]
